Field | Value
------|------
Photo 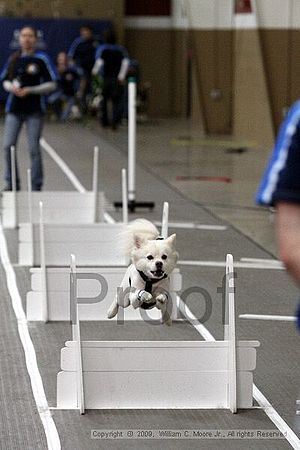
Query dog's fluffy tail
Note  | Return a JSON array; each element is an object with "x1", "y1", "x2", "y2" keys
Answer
[{"x1": 122, "y1": 219, "x2": 160, "y2": 256}]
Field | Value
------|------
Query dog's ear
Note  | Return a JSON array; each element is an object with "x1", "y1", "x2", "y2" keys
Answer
[
  {"x1": 165, "y1": 233, "x2": 176, "y2": 247},
  {"x1": 133, "y1": 234, "x2": 147, "y2": 249}
]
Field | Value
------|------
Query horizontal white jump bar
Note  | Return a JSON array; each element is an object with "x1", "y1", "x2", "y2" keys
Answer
[
  {"x1": 65, "y1": 340, "x2": 260, "y2": 348},
  {"x1": 154, "y1": 221, "x2": 227, "y2": 231},
  {"x1": 239, "y1": 314, "x2": 297, "y2": 322},
  {"x1": 178, "y1": 260, "x2": 285, "y2": 270}
]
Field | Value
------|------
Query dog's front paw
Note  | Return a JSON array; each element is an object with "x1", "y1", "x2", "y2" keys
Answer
[
  {"x1": 131, "y1": 296, "x2": 141, "y2": 309},
  {"x1": 139, "y1": 290, "x2": 153, "y2": 303},
  {"x1": 131, "y1": 290, "x2": 153, "y2": 309},
  {"x1": 156, "y1": 293, "x2": 167, "y2": 304}
]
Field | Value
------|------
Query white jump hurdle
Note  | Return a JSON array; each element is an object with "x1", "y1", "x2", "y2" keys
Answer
[
  {"x1": 56, "y1": 254, "x2": 260, "y2": 412},
  {"x1": 2, "y1": 189, "x2": 108, "y2": 227},
  {"x1": 18, "y1": 167, "x2": 129, "y2": 266},
  {"x1": 19, "y1": 216, "x2": 127, "y2": 266},
  {"x1": 26, "y1": 201, "x2": 181, "y2": 321},
  {"x1": 1, "y1": 146, "x2": 109, "y2": 228}
]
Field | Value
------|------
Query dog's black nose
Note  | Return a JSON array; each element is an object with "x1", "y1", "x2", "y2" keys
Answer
[{"x1": 156, "y1": 261, "x2": 163, "y2": 269}]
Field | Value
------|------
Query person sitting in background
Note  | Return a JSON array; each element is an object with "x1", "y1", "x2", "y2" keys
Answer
[
  {"x1": 92, "y1": 29, "x2": 129, "y2": 130},
  {"x1": 48, "y1": 52, "x2": 83, "y2": 121},
  {"x1": 256, "y1": 100, "x2": 300, "y2": 329},
  {"x1": 0, "y1": 25, "x2": 57, "y2": 191},
  {"x1": 68, "y1": 25, "x2": 99, "y2": 112}
]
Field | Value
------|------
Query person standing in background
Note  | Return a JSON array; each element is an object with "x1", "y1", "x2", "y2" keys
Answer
[
  {"x1": 68, "y1": 25, "x2": 99, "y2": 112},
  {"x1": 92, "y1": 29, "x2": 129, "y2": 130},
  {"x1": 0, "y1": 25, "x2": 57, "y2": 191}
]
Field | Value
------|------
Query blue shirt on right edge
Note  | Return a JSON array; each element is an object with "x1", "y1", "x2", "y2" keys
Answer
[
  {"x1": 256, "y1": 100, "x2": 300, "y2": 329},
  {"x1": 256, "y1": 100, "x2": 300, "y2": 207}
]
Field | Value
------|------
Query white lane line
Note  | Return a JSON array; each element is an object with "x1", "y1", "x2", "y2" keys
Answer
[
  {"x1": 40, "y1": 137, "x2": 86, "y2": 193},
  {"x1": 179, "y1": 293, "x2": 300, "y2": 448},
  {"x1": 103, "y1": 212, "x2": 116, "y2": 224},
  {"x1": 253, "y1": 386, "x2": 300, "y2": 449},
  {"x1": 239, "y1": 314, "x2": 297, "y2": 322},
  {"x1": 154, "y1": 221, "x2": 227, "y2": 231},
  {"x1": 0, "y1": 223, "x2": 61, "y2": 450},
  {"x1": 240, "y1": 258, "x2": 281, "y2": 266},
  {"x1": 177, "y1": 295, "x2": 215, "y2": 341},
  {"x1": 178, "y1": 260, "x2": 285, "y2": 270}
]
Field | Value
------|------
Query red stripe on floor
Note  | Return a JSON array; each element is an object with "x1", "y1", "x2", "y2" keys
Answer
[{"x1": 176, "y1": 176, "x2": 232, "y2": 183}]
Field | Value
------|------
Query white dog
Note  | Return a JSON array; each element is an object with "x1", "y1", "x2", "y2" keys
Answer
[{"x1": 107, "y1": 219, "x2": 178, "y2": 325}]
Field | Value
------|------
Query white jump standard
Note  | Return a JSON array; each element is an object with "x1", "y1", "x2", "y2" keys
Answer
[
  {"x1": 1, "y1": 146, "x2": 107, "y2": 228},
  {"x1": 114, "y1": 79, "x2": 154, "y2": 212},
  {"x1": 56, "y1": 254, "x2": 260, "y2": 413}
]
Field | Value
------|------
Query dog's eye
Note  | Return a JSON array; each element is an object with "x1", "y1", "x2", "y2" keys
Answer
[
  {"x1": 147, "y1": 255, "x2": 154, "y2": 260},
  {"x1": 161, "y1": 254, "x2": 168, "y2": 260}
]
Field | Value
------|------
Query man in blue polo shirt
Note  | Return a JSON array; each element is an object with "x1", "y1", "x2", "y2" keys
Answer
[
  {"x1": 256, "y1": 100, "x2": 300, "y2": 328},
  {"x1": 92, "y1": 29, "x2": 129, "y2": 130},
  {"x1": 68, "y1": 25, "x2": 99, "y2": 112}
]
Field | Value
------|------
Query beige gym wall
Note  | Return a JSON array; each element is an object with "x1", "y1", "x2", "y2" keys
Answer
[
  {"x1": 125, "y1": 28, "x2": 174, "y2": 117},
  {"x1": 259, "y1": 29, "x2": 300, "y2": 131},
  {"x1": 190, "y1": 29, "x2": 233, "y2": 134},
  {"x1": 125, "y1": 28, "x2": 234, "y2": 133}
]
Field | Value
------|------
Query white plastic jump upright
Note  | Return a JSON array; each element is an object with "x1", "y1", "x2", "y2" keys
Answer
[
  {"x1": 1, "y1": 146, "x2": 107, "y2": 228},
  {"x1": 70, "y1": 254, "x2": 85, "y2": 414},
  {"x1": 10, "y1": 146, "x2": 18, "y2": 228},
  {"x1": 161, "y1": 201, "x2": 169, "y2": 239},
  {"x1": 122, "y1": 168, "x2": 128, "y2": 224},
  {"x1": 115, "y1": 78, "x2": 153, "y2": 212},
  {"x1": 128, "y1": 80, "x2": 136, "y2": 207},
  {"x1": 56, "y1": 254, "x2": 260, "y2": 412},
  {"x1": 225, "y1": 254, "x2": 237, "y2": 413}
]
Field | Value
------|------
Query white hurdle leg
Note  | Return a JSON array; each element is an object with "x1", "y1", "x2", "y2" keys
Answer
[
  {"x1": 70, "y1": 254, "x2": 85, "y2": 415},
  {"x1": 39, "y1": 201, "x2": 48, "y2": 322},
  {"x1": 225, "y1": 254, "x2": 237, "y2": 413},
  {"x1": 27, "y1": 169, "x2": 34, "y2": 266},
  {"x1": 92, "y1": 146, "x2": 99, "y2": 223},
  {"x1": 161, "y1": 202, "x2": 169, "y2": 239},
  {"x1": 122, "y1": 168, "x2": 128, "y2": 224},
  {"x1": 10, "y1": 146, "x2": 18, "y2": 228},
  {"x1": 128, "y1": 80, "x2": 136, "y2": 205}
]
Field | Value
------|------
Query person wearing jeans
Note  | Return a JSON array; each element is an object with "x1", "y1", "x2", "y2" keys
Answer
[
  {"x1": 0, "y1": 25, "x2": 57, "y2": 190},
  {"x1": 3, "y1": 113, "x2": 43, "y2": 190}
]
